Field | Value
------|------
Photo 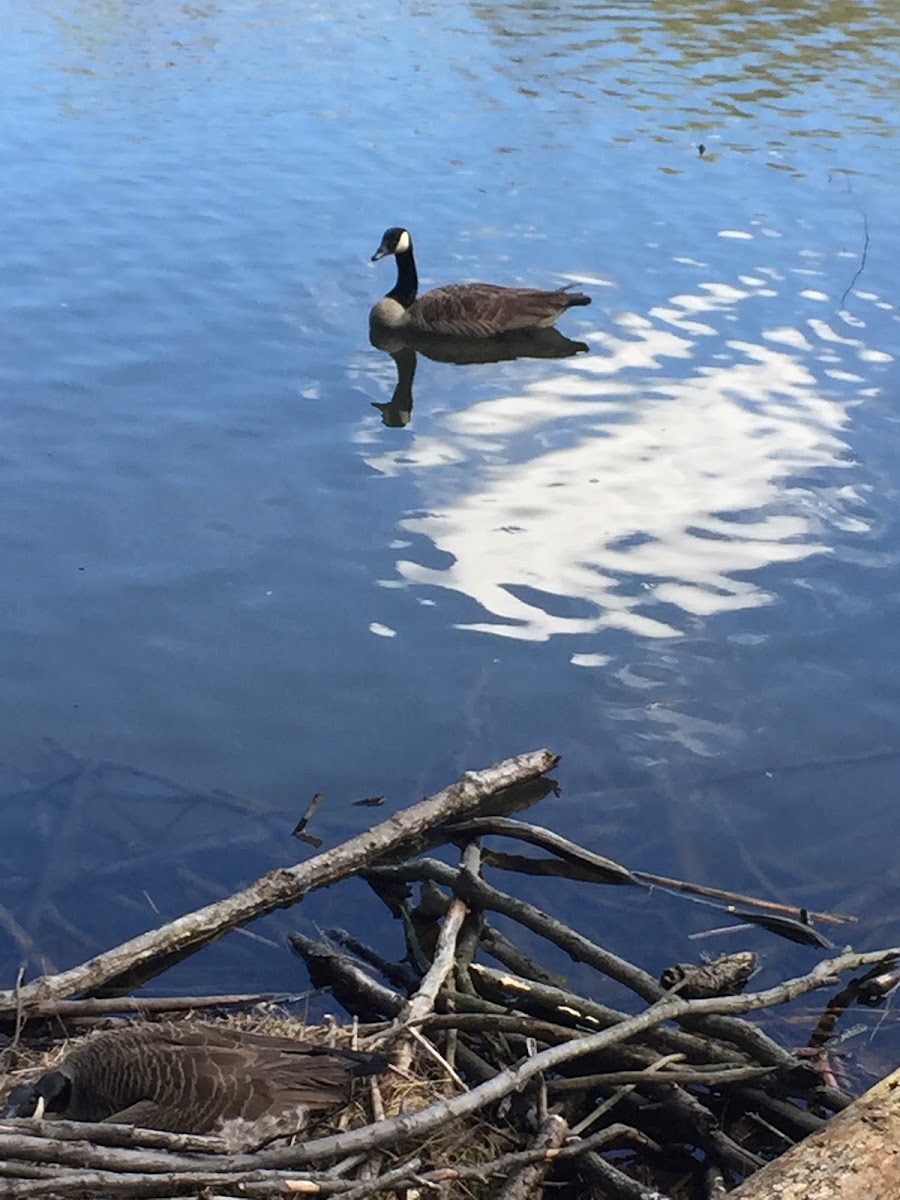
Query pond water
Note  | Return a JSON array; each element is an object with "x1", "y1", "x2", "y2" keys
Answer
[{"x1": 1, "y1": 0, "x2": 899, "y2": 1020}]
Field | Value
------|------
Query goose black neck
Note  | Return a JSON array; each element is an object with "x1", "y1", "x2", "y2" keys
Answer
[{"x1": 388, "y1": 245, "x2": 418, "y2": 309}]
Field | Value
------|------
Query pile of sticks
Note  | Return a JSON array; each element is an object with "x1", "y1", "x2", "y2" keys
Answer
[{"x1": 0, "y1": 749, "x2": 897, "y2": 1198}]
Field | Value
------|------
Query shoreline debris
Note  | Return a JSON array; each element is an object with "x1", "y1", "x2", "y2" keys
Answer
[{"x1": 1, "y1": 749, "x2": 897, "y2": 1198}]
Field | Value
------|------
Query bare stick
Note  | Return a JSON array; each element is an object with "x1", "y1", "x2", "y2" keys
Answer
[
  {"x1": 383, "y1": 845, "x2": 476, "y2": 1069},
  {"x1": 467, "y1": 962, "x2": 759, "y2": 1071},
  {"x1": 0, "y1": 1169, "x2": 330, "y2": 1198},
  {"x1": 0, "y1": 993, "x2": 294, "y2": 1024},
  {"x1": 0, "y1": 750, "x2": 558, "y2": 1020},
  {"x1": 496, "y1": 1112, "x2": 569, "y2": 1200},
  {"x1": 377, "y1": 843, "x2": 474, "y2": 1079},
  {"x1": 0, "y1": 1128, "x2": 672, "y2": 1196},
  {"x1": 444, "y1": 817, "x2": 638, "y2": 886},
  {"x1": 548, "y1": 1064, "x2": 773, "y2": 1091},
  {"x1": 0, "y1": 1120, "x2": 229, "y2": 1155},
  {"x1": 404, "y1": 1026, "x2": 468, "y2": 1091},
  {"x1": 394, "y1": 891, "x2": 468, "y2": 1032},
  {"x1": 249, "y1": 946, "x2": 898, "y2": 1170},
  {"x1": 460, "y1": 815, "x2": 853, "y2": 925},
  {"x1": 333, "y1": 1156, "x2": 423, "y2": 1200},
  {"x1": 375, "y1": 858, "x2": 815, "y2": 1072},
  {"x1": 0, "y1": 1129, "x2": 211, "y2": 1173},
  {"x1": 366, "y1": 857, "x2": 660, "y2": 1000},
  {"x1": 631, "y1": 868, "x2": 856, "y2": 927}
]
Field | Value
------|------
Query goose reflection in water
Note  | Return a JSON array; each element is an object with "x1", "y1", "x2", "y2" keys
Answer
[{"x1": 369, "y1": 325, "x2": 589, "y2": 428}]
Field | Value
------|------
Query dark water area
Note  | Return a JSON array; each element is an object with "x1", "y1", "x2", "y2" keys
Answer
[{"x1": 1, "y1": 0, "x2": 899, "y2": 1044}]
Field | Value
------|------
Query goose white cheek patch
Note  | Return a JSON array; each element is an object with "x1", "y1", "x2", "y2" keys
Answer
[
  {"x1": 395, "y1": 230, "x2": 410, "y2": 254},
  {"x1": 32, "y1": 1096, "x2": 45, "y2": 1119}
]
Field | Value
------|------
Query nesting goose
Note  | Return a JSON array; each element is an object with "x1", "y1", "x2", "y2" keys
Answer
[
  {"x1": 370, "y1": 227, "x2": 591, "y2": 337},
  {"x1": 0, "y1": 1022, "x2": 384, "y2": 1148}
]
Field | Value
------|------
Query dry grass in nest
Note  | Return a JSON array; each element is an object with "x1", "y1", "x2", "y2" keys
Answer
[{"x1": 0, "y1": 1008, "x2": 525, "y2": 1190}]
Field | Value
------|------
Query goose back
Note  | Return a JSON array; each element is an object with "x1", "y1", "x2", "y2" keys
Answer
[
  {"x1": 1, "y1": 1022, "x2": 384, "y2": 1138},
  {"x1": 403, "y1": 282, "x2": 589, "y2": 337}
]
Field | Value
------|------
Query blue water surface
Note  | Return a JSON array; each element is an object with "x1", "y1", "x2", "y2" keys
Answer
[{"x1": 1, "y1": 0, "x2": 899, "y2": 1014}]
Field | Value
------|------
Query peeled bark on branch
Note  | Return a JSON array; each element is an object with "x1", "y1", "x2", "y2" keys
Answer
[{"x1": 496, "y1": 1113, "x2": 569, "y2": 1200}]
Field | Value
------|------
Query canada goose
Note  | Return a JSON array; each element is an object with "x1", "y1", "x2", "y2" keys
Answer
[
  {"x1": 370, "y1": 228, "x2": 591, "y2": 337},
  {"x1": 0, "y1": 1022, "x2": 385, "y2": 1147}
]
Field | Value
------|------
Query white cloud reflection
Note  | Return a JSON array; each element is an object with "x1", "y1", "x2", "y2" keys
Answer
[{"x1": 364, "y1": 275, "x2": 890, "y2": 643}]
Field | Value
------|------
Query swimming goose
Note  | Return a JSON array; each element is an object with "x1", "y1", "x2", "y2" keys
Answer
[
  {"x1": 0, "y1": 1022, "x2": 385, "y2": 1147},
  {"x1": 370, "y1": 227, "x2": 591, "y2": 337}
]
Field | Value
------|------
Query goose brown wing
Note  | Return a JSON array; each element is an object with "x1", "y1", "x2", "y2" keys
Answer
[
  {"x1": 163, "y1": 1040, "x2": 371, "y2": 1126},
  {"x1": 159, "y1": 1022, "x2": 384, "y2": 1081},
  {"x1": 406, "y1": 283, "x2": 589, "y2": 336},
  {"x1": 105, "y1": 1099, "x2": 167, "y2": 1127},
  {"x1": 63, "y1": 1023, "x2": 382, "y2": 1133}
]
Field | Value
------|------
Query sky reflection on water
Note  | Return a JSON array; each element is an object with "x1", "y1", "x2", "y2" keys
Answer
[
  {"x1": 1, "y1": 0, "x2": 900, "y2": 995},
  {"x1": 366, "y1": 242, "x2": 890, "y2": 643}
]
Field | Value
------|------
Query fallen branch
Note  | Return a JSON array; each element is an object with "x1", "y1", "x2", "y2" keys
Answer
[
  {"x1": 728, "y1": 1064, "x2": 900, "y2": 1200},
  {"x1": 0, "y1": 1120, "x2": 229, "y2": 1156},
  {"x1": 380, "y1": 845, "x2": 476, "y2": 1073},
  {"x1": 0, "y1": 993, "x2": 293, "y2": 1027},
  {"x1": 444, "y1": 817, "x2": 638, "y2": 886},
  {"x1": 249, "y1": 946, "x2": 897, "y2": 1170},
  {"x1": 365, "y1": 857, "x2": 660, "y2": 1001},
  {"x1": 496, "y1": 1112, "x2": 569, "y2": 1200},
  {"x1": 0, "y1": 750, "x2": 558, "y2": 1021},
  {"x1": 369, "y1": 857, "x2": 803, "y2": 1075}
]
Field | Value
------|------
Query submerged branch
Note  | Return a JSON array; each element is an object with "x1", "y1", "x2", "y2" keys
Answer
[{"x1": 0, "y1": 750, "x2": 558, "y2": 1021}]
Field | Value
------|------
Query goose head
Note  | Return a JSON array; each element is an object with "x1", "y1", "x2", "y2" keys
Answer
[
  {"x1": 1, "y1": 1069, "x2": 71, "y2": 1119},
  {"x1": 372, "y1": 227, "x2": 412, "y2": 260}
]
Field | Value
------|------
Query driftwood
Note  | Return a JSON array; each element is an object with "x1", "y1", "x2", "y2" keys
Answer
[
  {"x1": 2, "y1": 747, "x2": 899, "y2": 1198},
  {"x1": 0, "y1": 749, "x2": 558, "y2": 1021},
  {"x1": 728, "y1": 1065, "x2": 900, "y2": 1200},
  {"x1": 448, "y1": 815, "x2": 856, "y2": 927}
]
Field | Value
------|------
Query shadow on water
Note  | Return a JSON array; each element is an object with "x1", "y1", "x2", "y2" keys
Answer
[{"x1": 368, "y1": 325, "x2": 589, "y2": 428}]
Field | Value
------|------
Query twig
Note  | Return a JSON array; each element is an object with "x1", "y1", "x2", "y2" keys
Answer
[
  {"x1": 570, "y1": 1053, "x2": 684, "y2": 1135},
  {"x1": 547, "y1": 1064, "x2": 774, "y2": 1091},
  {"x1": 382, "y1": 843, "x2": 476, "y2": 1083},
  {"x1": 732, "y1": 1087, "x2": 826, "y2": 1136},
  {"x1": 0, "y1": 1128, "x2": 213, "y2": 1173},
  {"x1": 421, "y1": 1011, "x2": 598, "y2": 1045},
  {"x1": 469, "y1": 959, "x2": 757, "y2": 1071},
  {"x1": 0, "y1": 1120, "x2": 230, "y2": 1155},
  {"x1": 479, "y1": 922, "x2": 558, "y2": 986},
  {"x1": 322, "y1": 929, "x2": 419, "y2": 994},
  {"x1": 0, "y1": 1168, "x2": 328, "y2": 1197},
  {"x1": 365, "y1": 857, "x2": 660, "y2": 1001},
  {"x1": 653, "y1": 1080, "x2": 764, "y2": 1173},
  {"x1": 332, "y1": 1156, "x2": 423, "y2": 1200},
  {"x1": 404, "y1": 1026, "x2": 468, "y2": 1091},
  {"x1": 0, "y1": 750, "x2": 559, "y2": 1020},
  {"x1": 632, "y1": 868, "x2": 856, "y2": 927},
  {"x1": 578, "y1": 1146, "x2": 672, "y2": 1200},
  {"x1": 496, "y1": 1112, "x2": 568, "y2": 1200},
  {"x1": 444, "y1": 817, "x2": 638, "y2": 886},
  {"x1": 247, "y1": 946, "x2": 898, "y2": 1170},
  {"x1": 0, "y1": 993, "x2": 296, "y2": 1026},
  {"x1": 374, "y1": 858, "x2": 806, "y2": 1072},
  {"x1": 393, "y1": 886, "x2": 469, "y2": 1033},
  {"x1": 837, "y1": 178, "x2": 870, "y2": 307}
]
